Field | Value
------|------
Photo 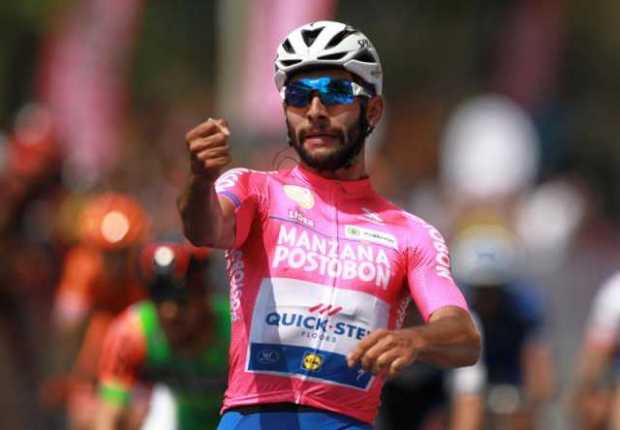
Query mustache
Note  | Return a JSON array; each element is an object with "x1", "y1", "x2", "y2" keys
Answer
[{"x1": 299, "y1": 128, "x2": 344, "y2": 143}]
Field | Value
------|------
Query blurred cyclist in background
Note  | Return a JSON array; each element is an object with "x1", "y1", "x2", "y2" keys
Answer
[
  {"x1": 45, "y1": 192, "x2": 150, "y2": 429},
  {"x1": 571, "y1": 271, "x2": 620, "y2": 430},
  {"x1": 450, "y1": 217, "x2": 554, "y2": 430},
  {"x1": 96, "y1": 242, "x2": 229, "y2": 430},
  {"x1": 378, "y1": 307, "x2": 486, "y2": 430},
  {"x1": 0, "y1": 103, "x2": 67, "y2": 428}
]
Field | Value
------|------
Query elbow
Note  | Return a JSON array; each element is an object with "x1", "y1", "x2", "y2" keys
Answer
[
  {"x1": 182, "y1": 224, "x2": 208, "y2": 247},
  {"x1": 464, "y1": 328, "x2": 482, "y2": 367},
  {"x1": 459, "y1": 323, "x2": 482, "y2": 367},
  {"x1": 182, "y1": 221, "x2": 233, "y2": 249}
]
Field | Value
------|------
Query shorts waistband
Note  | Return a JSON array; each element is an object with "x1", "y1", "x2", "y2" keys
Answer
[{"x1": 227, "y1": 402, "x2": 323, "y2": 415}]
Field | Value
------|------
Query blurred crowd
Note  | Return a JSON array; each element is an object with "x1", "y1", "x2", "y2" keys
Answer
[{"x1": 2, "y1": 1, "x2": 620, "y2": 429}]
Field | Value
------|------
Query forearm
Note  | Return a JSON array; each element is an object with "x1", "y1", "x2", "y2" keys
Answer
[
  {"x1": 573, "y1": 342, "x2": 612, "y2": 399},
  {"x1": 178, "y1": 174, "x2": 233, "y2": 248},
  {"x1": 450, "y1": 394, "x2": 484, "y2": 430},
  {"x1": 94, "y1": 403, "x2": 125, "y2": 430},
  {"x1": 523, "y1": 342, "x2": 554, "y2": 404},
  {"x1": 413, "y1": 306, "x2": 481, "y2": 368}
]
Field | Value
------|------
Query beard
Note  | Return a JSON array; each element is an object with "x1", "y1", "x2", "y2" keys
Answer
[{"x1": 286, "y1": 117, "x2": 366, "y2": 172}]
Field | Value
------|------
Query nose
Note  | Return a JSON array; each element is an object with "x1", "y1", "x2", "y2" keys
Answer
[
  {"x1": 306, "y1": 93, "x2": 328, "y2": 122},
  {"x1": 160, "y1": 301, "x2": 179, "y2": 320}
]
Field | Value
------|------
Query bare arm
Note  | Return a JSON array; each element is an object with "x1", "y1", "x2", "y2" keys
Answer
[
  {"x1": 178, "y1": 174, "x2": 236, "y2": 248},
  {"x1": 450, "y1": 393, "x2": 484, "y2": 430},
  {"x1": 571, "y1": 339, "x2": 616, "y2": 429},
  {"x1": 95, "y1": 401, "x2": 126, "y2": 430},
  {"x1": 177, "y1": 118, "x2": 236, "y2": 248},
  {"x1": 522, "y1": 339, "x2": 554, "y2": 409},
  {"x1": 347, "y1": 306, "x2": 481, "y2": 377}
]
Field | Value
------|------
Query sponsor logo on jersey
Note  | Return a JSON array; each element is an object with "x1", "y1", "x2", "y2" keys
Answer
[
  {"x1": 226, "y1": 249, "x2": 245, "y2": 321},
  {"x1": 283, "y1": 185, "x2": 315, "y2": 209},
  {"x1": 257, "y1": 349, "x2": 281, "y2": 364},
  {"x1": 344, "y1": 225, "x2": 398, "y2": 250},
  {"x1": 302, "y1": 352, "x2": 323, "y2": 371},
  {"x1": 247, "y1": 278, "x2": 388, "y2": 390},
  {"x1": 422, "y1": 223, "x2": 453, "y2": 280},
  {"x1": 309, "y1": 303, "x2": 343, "y2": 316},
  {"x1": 215, "y1": 168, "x2": 249, "y2": 191},
  {"x1": 264, "y1": 311, "x2": 371, "y2": 342},
  {"x1": 288, "y1": 209, "x2": 315, "y2": 228},
  {"x1": 272, "y1": 225, "x2": 392, "y2": 289}
]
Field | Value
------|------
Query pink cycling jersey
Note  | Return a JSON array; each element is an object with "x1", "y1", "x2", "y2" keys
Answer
[{"x1": 215, "y1": 164, "x2": 468, "y2": 424}]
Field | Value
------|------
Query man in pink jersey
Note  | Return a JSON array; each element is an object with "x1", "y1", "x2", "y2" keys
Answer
[{"x1": 178, "y1": 20, "x2": 481, "y2": 429}]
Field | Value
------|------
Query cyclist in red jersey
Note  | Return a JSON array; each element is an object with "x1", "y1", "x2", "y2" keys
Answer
[
  {"x1": 178, "y1": 20, "x2": 481, "y2": 429},
  {"x1": 96, "y1": 242, "x2": 229, "y2": 430}
]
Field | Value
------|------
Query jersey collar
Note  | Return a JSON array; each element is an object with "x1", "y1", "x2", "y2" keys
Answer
[{"x1": 291, "y1": 164, "x2": 374, "y2": 196}]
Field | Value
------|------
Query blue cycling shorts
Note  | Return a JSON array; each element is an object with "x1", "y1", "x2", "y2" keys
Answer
[{"x1": 217, "y1": 407, "x2": 374, "y2": 430}]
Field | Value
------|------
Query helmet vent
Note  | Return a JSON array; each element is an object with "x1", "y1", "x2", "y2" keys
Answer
[
  {"x1": 325, "y1": 28, "x2": 356, "y2": 49},
  {"x1": 317, "y1": 52, "x2": 348, "y2": 61},
  {"x1": 282, "y1": 38, "x2": 295, "y2": 54},
  {"x1": 353, "y1": 50, "x2": 376, "y2": 63},
  {"x1": 301, "y1": 27, "x2": 324, "y2": 47},
  {"x1": 280, "y1": 59, "x2": 302, "y2": 67}
]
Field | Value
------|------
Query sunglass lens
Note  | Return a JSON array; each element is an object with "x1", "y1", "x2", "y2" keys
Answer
[
  {"x1": 322, "y1": 79, "x2": 355, "y2": 105},
  {"x1": 285, "y1": 78, "x2": 357, "y2": 107},
  {"x1": 285, "y1": 84, "x2": 311, "y2": 107}
]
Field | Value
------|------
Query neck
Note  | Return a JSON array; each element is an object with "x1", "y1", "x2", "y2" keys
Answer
[{"x1": 299, "y1": 157, "x2": 368, "y2": 181}]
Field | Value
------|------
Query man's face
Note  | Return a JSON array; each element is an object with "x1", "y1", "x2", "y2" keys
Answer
[
  {"x1": 156, "y1": 292, "x2": 211, "y2": 348},
  {"x1": 284, "y1": 69, "x2": 367, "y2": 172}
]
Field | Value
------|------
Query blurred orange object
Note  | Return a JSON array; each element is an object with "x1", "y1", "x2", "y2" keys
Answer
[
  {"x1": 48, "y1": 192, "x2": 151, "y2": 429},
  {"x1": 78, "y1": 193, "x2": 150, "y2": 251}
]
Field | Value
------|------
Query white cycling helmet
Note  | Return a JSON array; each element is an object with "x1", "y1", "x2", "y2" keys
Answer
[
  {"x1": 274, "y1": 20, "x2": 383, "y2": 96},
  {"x1": 450, "y1": 225, "x2": 522, "y2": 287}
]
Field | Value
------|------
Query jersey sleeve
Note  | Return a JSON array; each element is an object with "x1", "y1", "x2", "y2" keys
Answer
[
  {"x1": 585, "y1": 272, "x2": 620, "y2": 346},
  {"x1": 98, "y1": 309, "x2": 147, "y2": 406},
  {"x1": 215, "y1": 168, "x2": 261, "y2": 248},
  {"x1": 406, "y1": 222, "x2": 469, "y2": 321}
]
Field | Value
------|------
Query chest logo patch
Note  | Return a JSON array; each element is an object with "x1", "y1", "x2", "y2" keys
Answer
[
  {"x1": 301, "y1": 352, "x2": 323, "y2": 371},
  {"x1": 345, "y1": 225, "x2": 398, "y2": 250},
  {"x1": 283, "y1": 185, "x2": 315, "y2": 209}
]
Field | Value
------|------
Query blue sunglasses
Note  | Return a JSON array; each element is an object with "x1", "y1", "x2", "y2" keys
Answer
[{"x1": 281, "y1": 77, "x2": 373, "y2": 107}]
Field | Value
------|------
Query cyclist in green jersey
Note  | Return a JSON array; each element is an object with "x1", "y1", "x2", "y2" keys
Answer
[{"x1": 95, "y1": 242, "x2": 230, "y2": 430}]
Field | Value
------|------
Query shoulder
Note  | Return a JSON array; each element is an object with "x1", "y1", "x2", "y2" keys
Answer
[
  {"x1": 596, "y1": 271, "x2": 620, "y2": 302},
  {"x1": 378, "y1": 199, "x2": 447, "y2": 248},
  {"x1": 106, "y1": 303, "x2": 147, "y2": 346},
  {"x1": 588, "y1": 271, "x2": 620, "y2": 319},
  {"x1": 215, "y1": 167, "x2": 281, "y2": 190}
]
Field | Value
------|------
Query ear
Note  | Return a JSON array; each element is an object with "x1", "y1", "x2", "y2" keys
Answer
[{"x1": 366, "y1": 96, "x2": 384, "y2": 127}]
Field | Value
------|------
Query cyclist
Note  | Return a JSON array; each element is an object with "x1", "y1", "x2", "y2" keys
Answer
[
  {"x1": 45, "y1": 192, "x2": 150, "y2": 429},
  {"x1": 96, "y1": 242, "x2": 230, "y2": 430},
  {"x1": 378, "y1": 306, "x2": 486, "y2": 430},
  {"x1": 572, "y1": 271, "x2": 620, "y2": 430},
  {"x1": 179, "y1": 20, "x2": 481, "y2": 429},
  {"x1": 450, "y1": 220, "x2": 554, "y2": 430}
]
